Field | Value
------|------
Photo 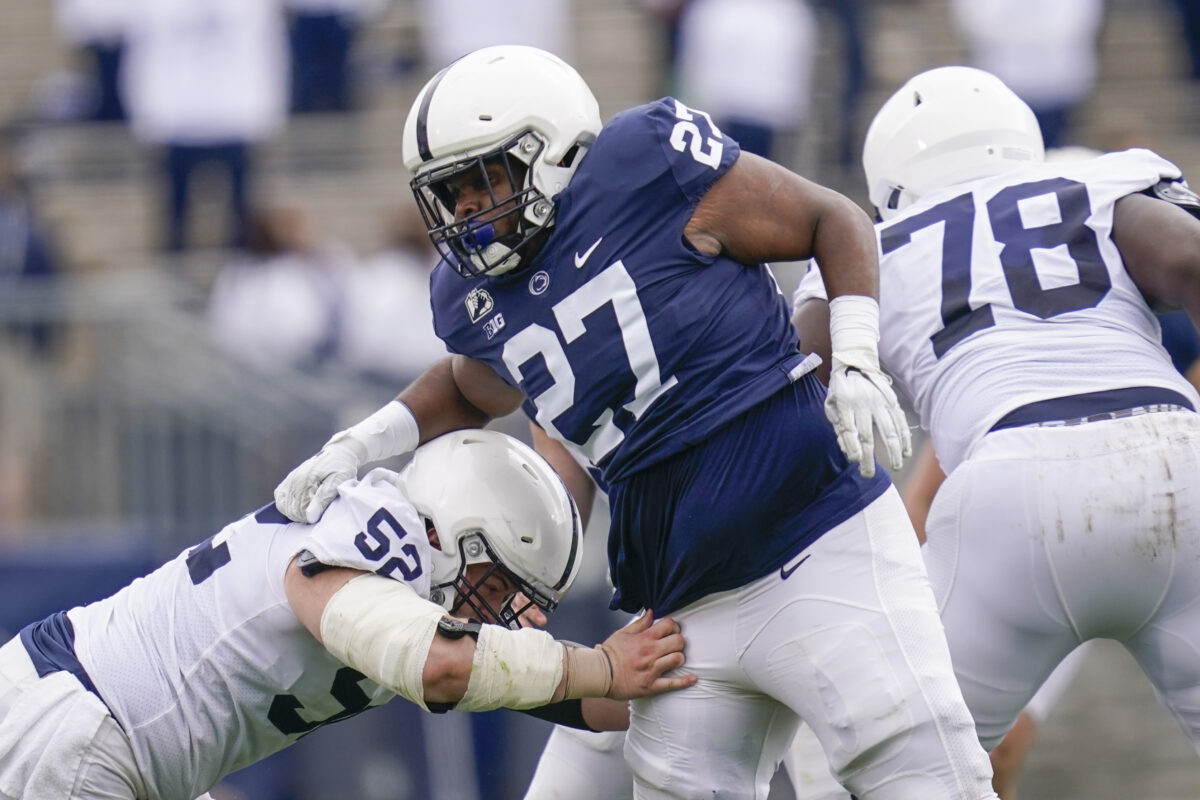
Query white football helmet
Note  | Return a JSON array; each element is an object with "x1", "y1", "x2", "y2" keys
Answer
[
  {"x1": 862, "y1": 66, "x2": 1044, "y2": 220},
  {"x1": 396, "y1": 428, "x2": 583, "y2": 629},
  {"x1": 402, "y1": 45, "x2": 602, "y2": 278}
]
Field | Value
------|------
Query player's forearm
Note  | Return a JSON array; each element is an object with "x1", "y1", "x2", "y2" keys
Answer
[
  {"x1": 1114, "y1": 192, "x2": 1200, "y2": 324},
  {"x1": 810, "y1": 196, "x2": 880, "y2": 302},
  {"x1": 396, "y1": 356, "x2": 524, "y2": 444},
  {"x1": 530, "y1": 423, "x2": 597, "y2": 525},
  {"x1": 396, "y1": 357, "x2": 490, "y2": 444}
]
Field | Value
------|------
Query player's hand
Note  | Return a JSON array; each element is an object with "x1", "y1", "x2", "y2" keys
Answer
[
  {"x1": 274, "y1": 432, "x2": 366, "y2": 523},
  {"x1": 600, "y1": 610, "x2": 695, "y2": 700},
  {"x1": 512, "y1": 594, "x2": 548, "y2": 628},
  {"x1": 825, "y1": 354, "x2": 912, "y2": 479}
]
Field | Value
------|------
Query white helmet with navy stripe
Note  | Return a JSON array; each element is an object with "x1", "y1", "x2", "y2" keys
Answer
[
  {"x1": 403, "y1": 45, "x2": 601, "y2": 278},
  {"x1": 863, "y1": 66, "x2": 1044, "y2": 221},
  {"x1": 397, "y1": 428, "x2": 583, "y2": 629}
]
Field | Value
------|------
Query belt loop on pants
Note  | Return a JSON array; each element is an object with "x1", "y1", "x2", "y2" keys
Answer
[{"x1": 988, "y1": 386, "x2": 1195, "y2": 433}]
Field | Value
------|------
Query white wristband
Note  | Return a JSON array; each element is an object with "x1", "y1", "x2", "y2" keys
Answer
[
  {"x1": 337, "y1": 400, "x2": 420, "y2": 464},
  {"x1": 828, "y1": 295, "x2": 881, "y2": 370}
]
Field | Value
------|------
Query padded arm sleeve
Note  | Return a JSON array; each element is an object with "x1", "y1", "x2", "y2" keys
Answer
[{"x1": 319, "y1": 574, "x2": 443, "y2": 712}]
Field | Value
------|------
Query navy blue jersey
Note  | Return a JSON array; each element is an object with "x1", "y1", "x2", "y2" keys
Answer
[
  {"x1": 431, "y1": 98, "x2": 888, "y2": 612},
  {"x1": 607, "y1": 375, "x2": 889, "y2": 614},
  {"x1": 431, "y1": 98, "x2": 805, "y2": 482}
]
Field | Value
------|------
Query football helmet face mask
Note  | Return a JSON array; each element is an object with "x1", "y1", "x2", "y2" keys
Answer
[
  {"x1": 403, "y1": 45, "x2": 602, "y2": 278},
  {"x1": 396, "y1": 429, "x2": 584, "y2": 630},
  {"x1": 863, "y1": 66, "x2": 1045, "y2": 221}
]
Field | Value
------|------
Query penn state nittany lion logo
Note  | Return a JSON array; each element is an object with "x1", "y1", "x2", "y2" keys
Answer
[
  {"x1": 528, "y1": 270, "x2": 551, "y2": 295},
  {"x1": 464, "y1": 288, "x2": 494, "y2": 324}
]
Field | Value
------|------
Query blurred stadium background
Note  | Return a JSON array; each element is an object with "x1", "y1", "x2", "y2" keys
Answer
[{"x1": 0, "y1": 0, "x2": 1199, "y2": 798}]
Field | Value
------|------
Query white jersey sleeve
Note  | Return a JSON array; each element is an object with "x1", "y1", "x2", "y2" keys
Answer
[
  {"x1": 873, "y1": 148, "x2": 1199, "y2": 471},
  {"x1": 293, "y1": 468, "x2": 433, "y2": 599},
  {"x1": 65, "y1": 468, "x2": 433, "y2": 800},
  {"x1": 790, "y1": 261, "x2": 829, "y2": 307}
]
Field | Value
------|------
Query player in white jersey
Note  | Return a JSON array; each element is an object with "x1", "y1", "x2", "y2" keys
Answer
[
  {"x1": 792, "y1": 65, "x2": 1200, "y2": 782},
  {"x1": 0, "y1": 430, "x2": 693, "y2": 800}
]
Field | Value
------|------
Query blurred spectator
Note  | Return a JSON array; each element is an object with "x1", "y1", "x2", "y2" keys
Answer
[
  {"x1": 338, "y1": 205, "x2": 445, "y2": 386},
  {"x1": 285, "y1": 0, "x2": 385, "y2": 114},
  {"x1": 675, "y1": 0, "x2": 816, "y2": 162},
  {"x1": 53, "y1": 0, "x2": 131, "y2": 122},
  {"x1": 120, "y1": 0, "x2": 289, "y2": 253},
  {"x1": 638, "y1": 0, "x2": 690, "y2": 95},
  {"x1": 0, "y1": 140, "x2": 62, "y2": 536},
  {"x1": 207, "y1": 204, "x2": 349, "y2": 370},
  {"x1": 817, "y1": 0, "x2": 869, "y2": 170},
  {"x1": 951, "y1": 0, "x2": 1104, "y2": 149},
  {"x1": 1165, "y1": 0, "x2": 1200, "y2": 81},
  {"x1": 0, "y1": 138, "x2": 63, "y2": 356},
  {"x1": 415, "y1": 0, "x2": 571, "y2": 68}
]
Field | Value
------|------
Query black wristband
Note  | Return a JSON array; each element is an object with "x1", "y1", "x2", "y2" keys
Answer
[
  {"x1": 436, "y1": 617, "x2": 482, "y2": 640},
  {"x1": 517, "y1": 699, "x2": 595, "y2": 731}
]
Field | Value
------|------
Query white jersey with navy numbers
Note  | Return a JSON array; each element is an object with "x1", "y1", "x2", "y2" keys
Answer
[
  {"x1": 61, "y1": 469, "x2": 430, "y2": 800},
  {"x1": 793, "y1": 148, "x2": 1200, "y2": 471}
]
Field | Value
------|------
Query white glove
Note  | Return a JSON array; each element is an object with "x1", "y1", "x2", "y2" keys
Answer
[
  {"x1": 275, "y1": 401, "x2": 420, "y2": 523},
  {"x1": 823, "y1": 296, "x2": 912, "y2": 479}
]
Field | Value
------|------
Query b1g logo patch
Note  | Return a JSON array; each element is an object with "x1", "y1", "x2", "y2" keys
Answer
[
  {"x1": 464, "y1": 288, "x2": 494, "y2": 323},
  {"x1": 483, "y1": 313, "x2": 506, "y2": 340}
]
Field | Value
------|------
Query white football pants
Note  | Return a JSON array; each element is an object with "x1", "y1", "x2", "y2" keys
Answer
[
  {"x1": 0, "y1": 637, "x2": 216, "y2": 800},
  {"x1": 0, "y1": 636, "x2": 145, "y2": 800},
  {"x1": 924, "y1": 410, "x2": 1200, "y2": 751},
  {"x1": 625, "y1": 487, "x2": 998, "y2": 799}
]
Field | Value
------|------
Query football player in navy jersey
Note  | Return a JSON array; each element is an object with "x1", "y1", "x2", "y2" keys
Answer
[{"x1": 275, "y1": 45, "x2": 1002, "y2": 798}]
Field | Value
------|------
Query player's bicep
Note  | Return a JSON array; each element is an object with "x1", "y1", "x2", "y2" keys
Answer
[
  {"x1": 1114, "y1": 191, "x2": 1200, "y2": 320},
  {"x1": 452, "y1": 354, "x2": 525, "y2": 419},
  {"x1": 686, "y1": 152, "x2": 828, "y2": 264},
  {"x1": 284, "y1": 557, "x2": 362, "y2": 643}
]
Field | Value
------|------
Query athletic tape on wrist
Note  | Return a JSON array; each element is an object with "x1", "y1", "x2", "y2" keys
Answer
[
  {"x1": 456, "y1": 624, "x2": 566, "y2": 712},
  {"x1": 560, "y1": 644, "x2": 615, "y2": 700},
  {"x1": 829, "y1": 295, "x2": 882, "y2": 370},
  {"x1": 343, "y1": 401, "x2": 420, "y2": 464},
  {"x1": 319, "y1": 574, "x2": 442, "y2": 711}
]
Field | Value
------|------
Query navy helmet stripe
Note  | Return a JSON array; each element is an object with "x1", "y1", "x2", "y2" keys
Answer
[
  {"x1": 553, "y1": 503, "x2": 582, "y2": 590},
  {"x1": 416, "y1": 66, "x2": 452, "y2": 162}
]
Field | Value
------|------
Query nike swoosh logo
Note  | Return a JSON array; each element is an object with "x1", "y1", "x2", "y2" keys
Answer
[
  {"x1": 780, "y1": 554, "x2": 810, "y2": 580},
  {"x1": 574, "y1": 237, "x2": 603, "y2": 269}
]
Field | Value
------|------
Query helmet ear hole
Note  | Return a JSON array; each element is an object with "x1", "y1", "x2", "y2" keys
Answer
[
  {"x1": 559, "y1": 144, "x2": 583, "y2": 169},
  {"x1": 422, "y1": 516, "x2": 440, "y2": 549}
]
